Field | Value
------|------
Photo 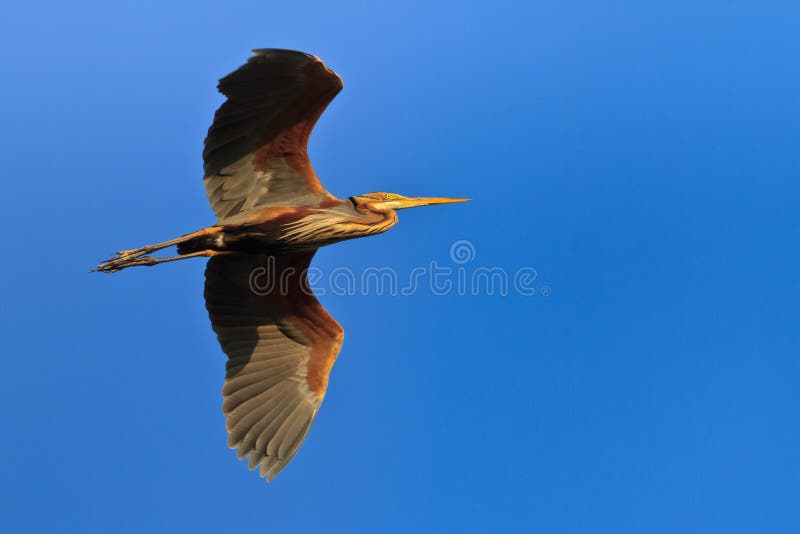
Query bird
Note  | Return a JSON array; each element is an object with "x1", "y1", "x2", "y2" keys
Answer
[{"x1": 96, "y1": 49, "x2": 468, "y2": 482}]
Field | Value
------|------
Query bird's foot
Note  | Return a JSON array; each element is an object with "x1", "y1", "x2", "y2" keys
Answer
[
  {"x1": 115, "y1": 245, "x2": 155, "y2": 258},
  {"x1": 93, "y1": 249, "x2": 227, "y2": 273},
  {"x1": 93, "y1": 254, "x2": 158, "y2": 273}
]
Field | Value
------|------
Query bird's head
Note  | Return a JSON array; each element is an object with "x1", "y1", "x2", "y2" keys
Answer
[{"x1": 351, "y1": 192, "x2": 470, "y2": 211}]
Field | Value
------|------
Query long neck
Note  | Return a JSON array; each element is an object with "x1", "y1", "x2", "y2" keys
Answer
[
  {"x1": 280, "y1": 200, "x2": 398, "y2": 246},
  {"x1": 351, "y1": 200, "x2": 399, "y2": 236}
]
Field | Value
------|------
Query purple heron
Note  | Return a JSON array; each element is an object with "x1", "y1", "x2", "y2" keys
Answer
[{"x1": 96, "y1": 49, "x2": 467, "y2": 481}]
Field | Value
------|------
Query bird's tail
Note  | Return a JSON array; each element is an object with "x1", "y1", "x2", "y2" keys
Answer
[{"x1": 94, "y1": 226, "x2": 223, "y2": 273}]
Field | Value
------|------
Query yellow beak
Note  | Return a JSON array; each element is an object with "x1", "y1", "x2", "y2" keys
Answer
[{"x1": 388, "y1": 197, "x2": 471, "y2": 210}]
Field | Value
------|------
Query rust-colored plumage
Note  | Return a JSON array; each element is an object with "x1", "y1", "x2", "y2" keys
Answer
[{"x1": 96, "y1": 49, "x2": 467, "y2": 481}]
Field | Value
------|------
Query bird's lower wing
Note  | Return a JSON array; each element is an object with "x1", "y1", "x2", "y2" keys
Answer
[{"x1": 204, "y1": 251, "x2": 343, "y2": 481}]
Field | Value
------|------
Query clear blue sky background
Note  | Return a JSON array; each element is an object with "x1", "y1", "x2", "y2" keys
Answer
[{"x1": 2, "y1": 1, "x2": 798, "y2": 532}]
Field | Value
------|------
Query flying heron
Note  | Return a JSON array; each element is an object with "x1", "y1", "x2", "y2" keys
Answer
[{"x1": 96, "y1": 49, "x2": 467, "y2": 481}]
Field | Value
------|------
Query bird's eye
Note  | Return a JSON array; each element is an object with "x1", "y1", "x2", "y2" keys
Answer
[{"x1": 385, "y1": 194, "x2": 392, "y2": 199}]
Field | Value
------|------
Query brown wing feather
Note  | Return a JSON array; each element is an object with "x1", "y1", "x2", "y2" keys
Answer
[
  {"x1": 204, "y1": 251, "x2": 343, "y2": 481},
  {"x1": 203, "y1": 49, "x2": 343, "y2": 223}
]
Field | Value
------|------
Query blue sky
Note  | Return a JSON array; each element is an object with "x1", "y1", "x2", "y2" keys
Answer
[{"x1": 2, "y1": 1, "x2": 799, "y2": 532}]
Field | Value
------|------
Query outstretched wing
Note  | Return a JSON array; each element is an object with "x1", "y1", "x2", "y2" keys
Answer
[
  {"x1": 203, "y1": 49, "x2": 343, "y2": 223},
  {"x1": 204, "y1": 252, "x2": 343, "y2": 481}
]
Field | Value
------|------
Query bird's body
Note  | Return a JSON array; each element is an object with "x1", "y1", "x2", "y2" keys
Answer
[
  {"x1": 96, "y1": 49, "x2": 466, "y2": 481},
  {"x1": 175, "y1": 194, "x2": 400, "y2": 256}
]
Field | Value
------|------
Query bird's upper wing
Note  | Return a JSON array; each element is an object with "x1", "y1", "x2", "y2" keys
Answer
[
  {"x1": 204, "y1": 251, "x2": 343, "y2": 481},
  {"x1": 203, "y1": 49, "x2": 343, "y2": 223}
]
